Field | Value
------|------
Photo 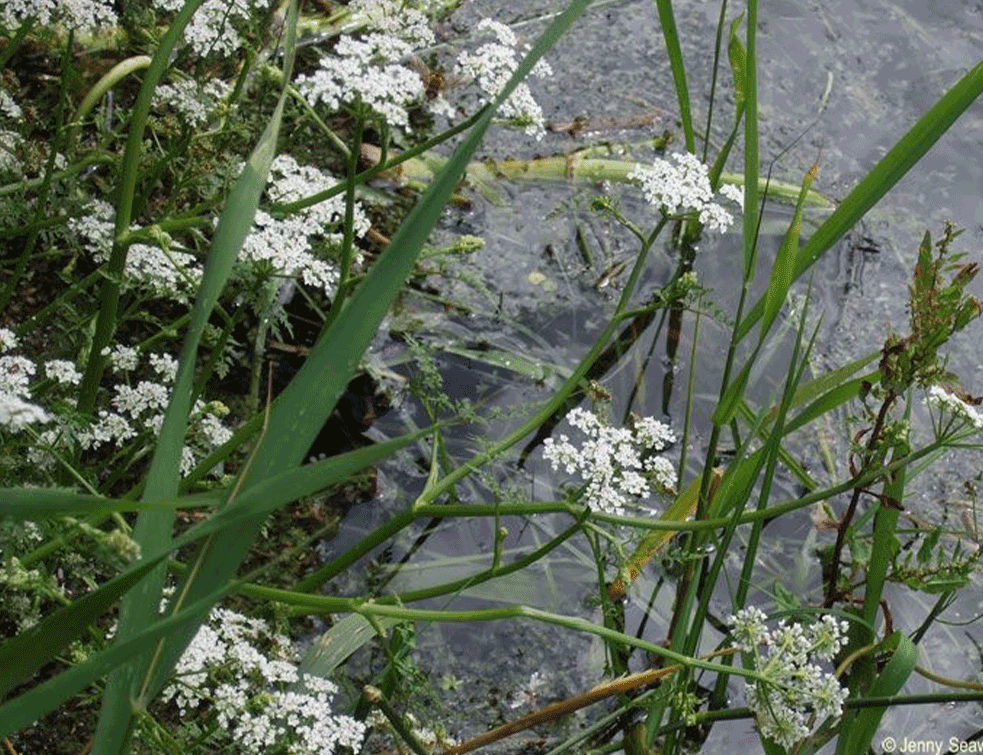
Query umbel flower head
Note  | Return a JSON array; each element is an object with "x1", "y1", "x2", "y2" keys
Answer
[
  {"x1": 543, "y1": 407, "x2": 676, "y2": 516},
  {"x1": 454, "y1": 18, "x2": 553, "y2": 138},
  {"x1": 162, "y1": 606, "x2": 366, "y2": 754},
  {"x1": 925, "y1": 384, "x2": 983, "y2": 432},
  {"x1": 629, "y1": 152, "x2": 744, "y2": 232},
  {"x1": 729, "y1": 608, "x2": 849, "y2": 751}
]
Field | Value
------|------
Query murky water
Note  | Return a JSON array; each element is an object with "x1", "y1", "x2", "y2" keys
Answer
[{"x1": 324, "y1": 0, "x2": 983, "y2": 750}]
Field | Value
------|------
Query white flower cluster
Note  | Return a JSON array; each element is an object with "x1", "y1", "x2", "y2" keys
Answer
[
  {"x1": 241, "y1": 154, "x2": 369, "y2": 297},
  {"x1": 1, "y1": 0, "x2": 117, "y2": 36},
  {"x1": 729, "y1": 607, "x2": 849, "y2": 751},
  {"x1": 542, "y1": 407, "x2": 676, "y2": 516},
  {"x1": 454, "y1": 18, "x2": 553, "y2": 139},
  {"x1": 349, "y1": 0, "x2": 434, "y2": 48},
  {"x1": 70, "y1": 200, "x2": 204, "y2": 302},
  {"x1": 0, "y1": 328, "x2": 52, "y2": 432},
  {"x1": 27, "y1": 345, "x2": 232, "y2": 477},
  {"x1": 154, "y1": 78, "x2": 231, "y2": 129},
  {"x1": 0, "y1": 86, "x2": 21, "y2": 120},
  {"x1": 157, "y1": 0, "x2": 253, "y2": 58},
  {"x1": 163, "y1": 606, "x2": 366, "y2": 754},
  {"x1": 925, "y1": 384, "x2": 983, "y2": 431},
  {"x1": 629, "y1": 152, "x2": 744, "y2": 232},
  {"x1": 297, "y1": 32, "x2": 429, "y2": 129}
]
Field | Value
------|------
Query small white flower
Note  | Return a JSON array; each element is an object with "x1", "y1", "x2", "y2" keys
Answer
[
  {"x1": 112, "y1": 380, "x2": 170, "y2": 418},
  {"x1": 633, "y1": 415, "x2": 676, "y2": 451},
  {"x1": 349, "y1": 0, "x2": 435, "y2": 48},
  {"x1": 729, "y1": 611, "x2": 848, "y2": 750},
  {"x1": 1, "y1": 0, "x2": 118, "y2": 35},
  {"x1": 149, "y1": 352, "x2": 179, "y2": 383},
  {"x1": 0, "y1": 87, "x2": 21, "y2": 120},
  {"x1": 630, "y1": 153, "x2": 741, "y2": 231},
  {"x1": 297, "y1": 33, "x2": 426, "y2": 129},
  {"x1": 0, "y1": 328, "x2": 18, "y2": 352},
  {"x1": 728, "y1": 606, "x2": 770, "y2": 653},
  {"x1": 44, "y1": 359, "x2": 82, "y2": 385},
  {"x1": 239, "y1": 157, "x2": 368, "y2": 298},
  {"x1": 157, "y1": 0, "x2": 253, "y2": 58},
  {"x1": 70, "y1": 201, "x2": 203, "y2": 301},
  {"x1": 0, "y1": 393, "x2": 51, "y2": 431},
  {"x1": 510, "y1": 670, "x2": 547, "y2": 709},
  {"x1": 543, "y1": 407, "x2": 676, "y2": 515},
  {"x1": 0, "y1": 355, "x2": 35, "y2": 395},
  {"x1": 454, "y1": 18, "x2": 552, "y2": 139},
  {"x1": 926, "y1": 384, "x2": 983, "y2": 431},
  {"x1": 164, "y1": 605, "x2": 367, "y2": 754},
  {"x1": 154, "y1": 78, "x2": 231, "y2": 128},
  {"x1": 78, "y1": 410, "x2": 137, "y2": 449},
  {"x1": 105, "y1": 345, "x2": 140, "y2": 372}
]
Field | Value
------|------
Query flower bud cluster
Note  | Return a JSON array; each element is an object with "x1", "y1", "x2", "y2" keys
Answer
[
  {"x1": 543, "y1": 407, "x2": 676, "y2": 516},
  {"x1": 728, "y1": 607, "x2": 849, "y2": 751},
  {"x1": 629, "y1": 152, "x2": 744, "y2": 232}
]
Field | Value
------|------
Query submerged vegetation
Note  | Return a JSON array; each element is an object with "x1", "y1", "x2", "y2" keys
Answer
[{"x1": 2, "y1": 0, "x2": 983, "y2": 753}]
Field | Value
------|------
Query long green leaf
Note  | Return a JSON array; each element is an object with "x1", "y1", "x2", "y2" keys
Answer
[
  {"x1": 727, "y1": 14, "x2": 746, "y2": 112},
  {"x1": 0, "y1": 489, "x2": 198, "y2": 519},
  {"x1": 742, "y1": 1, "x2": 759, "y2": 282},
  {"x1": 296, "y1": 614, "x2": 400, "y2": 680},
  {"x1": 654, "y1": 0, "x2": 693, "y2": 153},
  {"x1": 737, "y1": 59, "x2": 983, "y2": 342},
  {"x1": 842, "y1": 632, "x2": 917, "y2": 754},
  {"x1": 759, "y1": 156, "x2": 818, "y2": 342}
]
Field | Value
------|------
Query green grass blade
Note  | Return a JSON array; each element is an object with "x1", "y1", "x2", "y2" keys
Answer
[
  {"x1": 728, "y1": 13, "x2": 746, "y2": 112},
  {"x1": 654, "y1": 0, "x2": 694, "y2": 152},
  {"x1": 841, "y1": 632, "x2": 917, "y2": 754},
  {"x1": 0, "y1": 489, "x2": 186, "y2": 518},
  {"x1": 737, "y1": 58, "x2": 983, "y2": 342},
  {"x1": 759, "y1": 156, "x2": 819, "y2": 342},
  {"x1": 742, "y1": 0, "x2": 759, "y2": 282},
  {"x1": 296, "y1": 614, "x2": 400, "y2": 680},
  {"x1": 711, "y1": 357, "x2": 753, "y2": 426},
  {"x1": 0, "y1": 424, "x2": 427, "y2": 521}
]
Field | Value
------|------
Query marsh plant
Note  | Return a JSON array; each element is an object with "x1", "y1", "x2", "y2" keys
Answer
[{"x1": 3, "y1": 0, "x2": 983, "y2": 754}]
